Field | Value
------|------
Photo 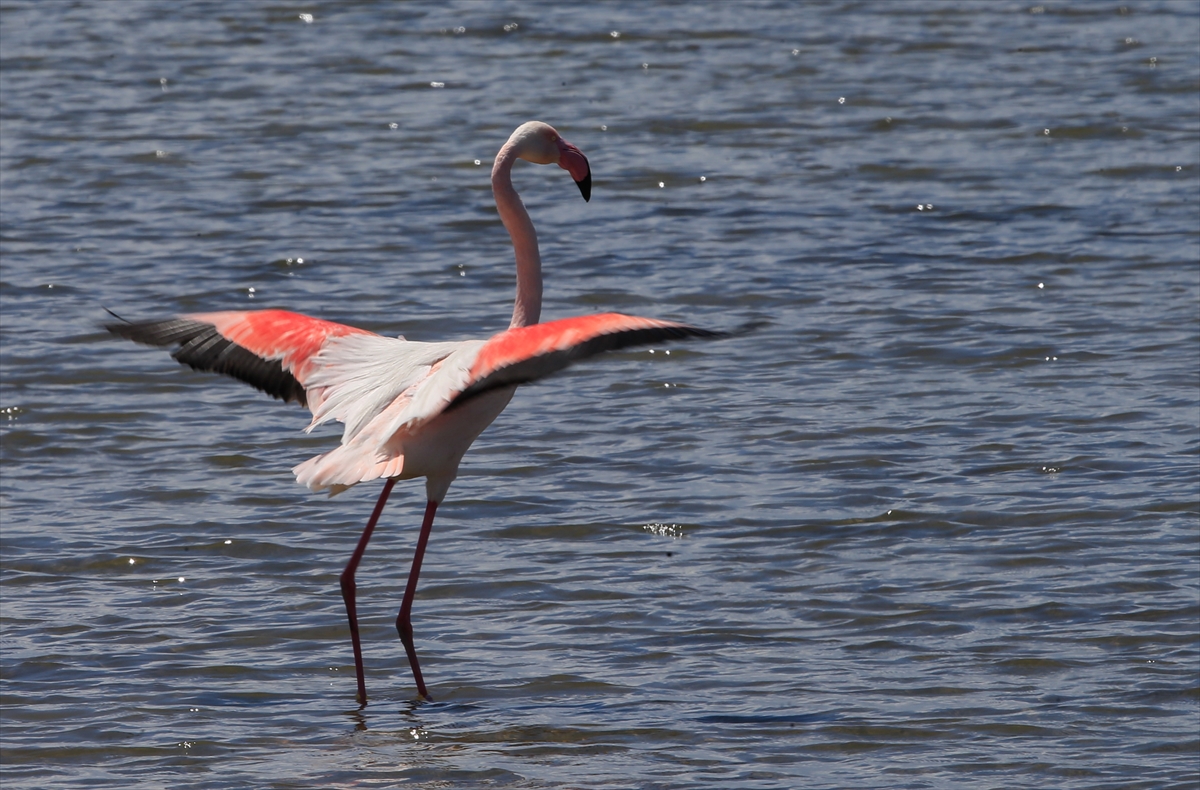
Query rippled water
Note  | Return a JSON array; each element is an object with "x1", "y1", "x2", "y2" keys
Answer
[{"x1": 2, "y1": 2, "x2": 1198, "y2": 788}]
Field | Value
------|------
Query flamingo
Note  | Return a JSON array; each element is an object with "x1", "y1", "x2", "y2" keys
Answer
[{"x1": 106, "y1": 121, "x2": 725, "y2": 704}]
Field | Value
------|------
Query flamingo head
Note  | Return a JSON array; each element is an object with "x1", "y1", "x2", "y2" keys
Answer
[{"x1": 510, "y1": 121, "x2": 592, "y2": 202}]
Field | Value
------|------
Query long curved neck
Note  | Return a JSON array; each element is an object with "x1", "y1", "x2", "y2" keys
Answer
[{"x1": 492, "y1": 141, "x2": 541, "y2": 328}]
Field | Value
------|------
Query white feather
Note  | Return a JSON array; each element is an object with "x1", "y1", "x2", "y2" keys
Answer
[{"x1": 301, "y1": 334, "x2": 483, "y2": 443}]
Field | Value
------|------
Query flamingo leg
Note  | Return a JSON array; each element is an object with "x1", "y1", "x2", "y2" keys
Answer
[
  {"x1": 339, "y1": 477, "x2": 397, "y2": 706},
  {"x1": 396, "y1": 499, "x2": 439, "y2": 701}
]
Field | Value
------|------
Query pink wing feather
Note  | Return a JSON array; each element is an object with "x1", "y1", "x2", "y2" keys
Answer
[
  {"x1": 188, "y1": 310, "x2": 373, "y2": 385},
  {"x1": 105, "y1": 309, "x2": 373, "y2": 408},
  {"x1": 451, "y1": 312, "x2": 726, "y2": 406}
]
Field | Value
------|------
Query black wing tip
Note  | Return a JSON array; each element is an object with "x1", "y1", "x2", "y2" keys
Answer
[
  {"x1": 102, "y1": 307, "x2": 130, "y2": 325},
  {"x1": 101, "y1": 313, "x2": 206, "y2": 346},
  {"x1": 102, "y1": 308, "x2": 151, "y2": 339},
  {"x1": 103, "y1": 312, "x2": 308, "y2": 407},
  {"x1": 660, "y1": 319, "x2": 766, "y2": 341}
]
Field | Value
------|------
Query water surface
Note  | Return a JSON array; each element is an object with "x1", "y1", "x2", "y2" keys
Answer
[{"x1": 2, "y1": 2, "x2": 1198, "y2": 788}]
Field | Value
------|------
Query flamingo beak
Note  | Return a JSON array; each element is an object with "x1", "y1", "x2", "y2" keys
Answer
[{"x1": 557, "y1": 139, "x2": 592, "y2": 202}]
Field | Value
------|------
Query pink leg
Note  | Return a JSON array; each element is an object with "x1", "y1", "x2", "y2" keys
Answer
[
  {"x1": 339, "y1": 477, "x2": 396, "y2": 706},
  {"x1": 396, "y1": 499, "x2": 438, "y2": 701}
]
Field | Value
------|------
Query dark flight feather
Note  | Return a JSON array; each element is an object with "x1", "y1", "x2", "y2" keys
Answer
[
  {"x1": 448, "y1": 322, "x2": 727, "y2": 408},
  {"x1": 104, "y1": 316, "x2": 308, "y2": 407}
]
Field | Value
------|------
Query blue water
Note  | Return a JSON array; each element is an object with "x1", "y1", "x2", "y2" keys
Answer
[{"x1": 2, "y1": 2, "x2": 1198, "y2": 788}]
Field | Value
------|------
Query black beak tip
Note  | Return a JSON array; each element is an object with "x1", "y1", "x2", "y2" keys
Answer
[{"x1": 576, "y1": 172, "x2": 592, "y2": 202}]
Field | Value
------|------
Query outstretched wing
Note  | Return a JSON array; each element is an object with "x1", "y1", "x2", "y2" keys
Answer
[
  {"x1": 104, "y1": 309, "x2": 373, "y2": 408},
  {"x1": 450, "y1": 313, "x2": 728, "y2": 408}
]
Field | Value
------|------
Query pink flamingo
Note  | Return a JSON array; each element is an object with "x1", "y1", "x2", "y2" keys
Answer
[{"x1": 107, "y1": 121, "x2": 724, "y2": 704}]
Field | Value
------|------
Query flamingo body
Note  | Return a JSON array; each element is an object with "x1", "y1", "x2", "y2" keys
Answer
[
  {"x1": 106, "y1": 121, "x2": 725, "y2": 703},
  {"x1": 109, "y1": 310, "x2": 719, "y2": 497}
]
